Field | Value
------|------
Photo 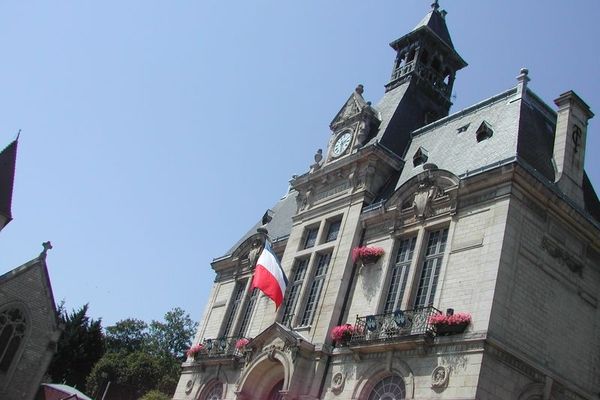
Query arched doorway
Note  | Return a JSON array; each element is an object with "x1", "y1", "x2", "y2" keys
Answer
[
  {"x1": 237, "y1": 356, "x2": 287, "y2": 399},
  {"x1": 267, "y1": 380, "x2": 284, "y2": 400}
]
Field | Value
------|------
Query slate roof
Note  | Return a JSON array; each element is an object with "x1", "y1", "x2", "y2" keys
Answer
[
  {"x1": 0, "y1": 139, "x2": 18, "y2": 224},
  {"x1": 413, "y1": 5, "x2": 454, "y2": 49},
  {"x1": 395, "y1": 87, "x2": 522, "y2": 189},
  {"x1": 221, "y1": 190, "x2": 298, "y2": 258}
]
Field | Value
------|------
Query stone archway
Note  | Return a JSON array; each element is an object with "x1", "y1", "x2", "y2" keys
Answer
[{"x1": 236, "y1": 356, "x2": 287, "y2": 399}]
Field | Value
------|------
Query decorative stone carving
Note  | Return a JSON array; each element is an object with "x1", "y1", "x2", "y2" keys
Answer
[
  {"x1": 310, "y1": 149, "x2": 323, "y2": 173},
  {"x1": 185, "y1": 379, "x2": 195, "y2": 394},
  {"x1": 331, "y1": 372, "x2": 345, "y2": 394},
  {"x1": 431, "y1": 365, "x2": 449, "y2": 388},
  {"x1": 247, "y1": 238, "x2": 263, "y2": 268},
  {"x1": 412, "y1": 180, "x2": 441, "y2": 219}
]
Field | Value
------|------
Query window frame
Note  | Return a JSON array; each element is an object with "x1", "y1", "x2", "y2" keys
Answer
[
  {"x1": 299, "y1": 251, "x2": 332, "y2": 327},
  {"x1": 324, "y1": 218, "x2": 342, "y2": 243},
  {"x1": 412, "y1": 227, "x2": 449, "y2": 309},
  {"x1": 281, "y1": 257, "x2": 310, "y2": 327},
  {"x1": 382, "y1": 235, "x2": 417, "y2": 314},
  {"x1": 220, "y1": 280, "x2": 248, "y2": 338},
  {"x1": 302, "y1": 225, "x2": 320, "y2": 249}
]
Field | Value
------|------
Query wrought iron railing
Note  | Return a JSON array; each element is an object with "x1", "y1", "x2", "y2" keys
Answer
[
  {"x1": 349, "y1": 306, "x2": 439, "y2": 344},
  {"x1": 195, "y1": 336, "x2": 242, "y2": 359}
]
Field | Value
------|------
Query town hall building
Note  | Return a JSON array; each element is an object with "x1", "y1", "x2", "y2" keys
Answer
[{"x1": 174, "y1": 3, "x2": 600, "y2": 399}]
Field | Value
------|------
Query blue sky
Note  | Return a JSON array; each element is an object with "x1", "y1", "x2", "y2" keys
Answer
[{"x1": 0, "y1": 1, "x2": 598, "y2": 326}]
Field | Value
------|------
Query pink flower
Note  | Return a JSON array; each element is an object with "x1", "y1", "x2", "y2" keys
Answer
[
  {"x1": 330, "y1": 324, "x2": 355, "y2": 341},
  {"x1": 428, "y1": 312, "x2": 471, "y2": 326},
  {"x1": 186, "y1": 343, "x2": 204, "y2": 358},
  {"x1": 235, "y1": 338, "x2": 250, "y2": 350},
  {"x1": 352, "y1": 246, "x2": 385, "y2": 263}
]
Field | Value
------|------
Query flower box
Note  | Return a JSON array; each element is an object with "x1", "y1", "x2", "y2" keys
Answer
[
  {"x1": 352, "y1": 246, "x2": 384, "y2": 265},
  {"x1": 330, "y1": 324, "x2": 355, "y2": 345},
  {"x1": 434, "y1": 322, "x2": 468, "y2": 336},
  {"x1": 428, "y1": 311, "x2": 471, "y2": 336},
  {"x1": 235, "y1": 338, "x2": 250, "y2": 351},
  {"x1": 186, "y1": 343, "x2": 204, "y2": 359}
]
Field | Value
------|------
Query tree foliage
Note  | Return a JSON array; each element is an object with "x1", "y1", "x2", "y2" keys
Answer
[
  {"x1": 86, "y1": 307, "x2": 197, "y2": 398},
  {"x1": 148, "y1": 307, "x2": 196, "y2": 360},
  {"x1": 105, "y1": 318, "x2": 148, "y2": 354},
  {"x1": 47, "y1": 303, "x2": 105, "y2": 390}
]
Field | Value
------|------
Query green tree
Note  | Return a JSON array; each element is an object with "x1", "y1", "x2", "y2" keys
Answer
[
  {"x1": 139, "y1": 390, "x2": 171, "y2": 400},
  {"x1": 148, "y1": 307, "x2": 196, "y2": 360},
  {"x1": 47, "y1": 303, "x2": 105, "y2": 390},
  {"x1": 87, "y1": 307, "x2": 196, "y2": 398},
  {"x1": 105, "y1": 318, "x2": 149, "y2": 354}
]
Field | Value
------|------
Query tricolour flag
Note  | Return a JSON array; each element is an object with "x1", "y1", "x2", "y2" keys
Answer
[{"x1": 250, "y1": 241, "x2": 288, "y2": 309}]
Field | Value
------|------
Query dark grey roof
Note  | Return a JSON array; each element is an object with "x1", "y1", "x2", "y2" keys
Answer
[
  {"x1": 222, "y1": 190, "x2": 298, "y2": 258},
  {"x1": 395, "y1": 87, "x2": 522, "y2": 190},
  {"x1": 0, "y1": 139, "x2": 18, "y2": 224},
  {"x1": 413, "y1": 7, "x2": 454, "y2": 49}
]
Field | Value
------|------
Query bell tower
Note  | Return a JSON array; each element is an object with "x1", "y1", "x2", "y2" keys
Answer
[{"x1": 376, "y1": 1, "x2": 467, "y2": 156}]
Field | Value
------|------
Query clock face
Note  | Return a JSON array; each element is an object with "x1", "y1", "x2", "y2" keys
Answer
[{"x1": 332, "y1": 132, "x2": 352, "y2": 157}]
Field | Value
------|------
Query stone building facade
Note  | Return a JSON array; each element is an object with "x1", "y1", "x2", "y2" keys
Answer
[{"x1": 174, "y1": 3, "x2": 600, "y2": 400}]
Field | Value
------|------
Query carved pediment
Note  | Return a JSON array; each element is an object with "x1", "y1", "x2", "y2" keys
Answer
[
  {"x1": 386, "y1": 170, "x2": 459, "y2": 230},
  {"x1": 242, "y1": 323, "x2": 315, "y2": 366},
  {"x1": 330, "y1": 87, "x2": 368, "y2": 130}
]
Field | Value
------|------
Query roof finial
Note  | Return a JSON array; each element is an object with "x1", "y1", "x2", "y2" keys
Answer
[
  {"x1": 431, "y1": 0, "x2": 440, "y2": 11},
  {"x1": 40, "y1": 241, "x2": 53, "y2": 260},
  {"x1": 15, "y1": 129, "x2": 21, "y2": 141}
]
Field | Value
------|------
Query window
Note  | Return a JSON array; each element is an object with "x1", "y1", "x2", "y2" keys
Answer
[
  {"x1": 282, "y1": 259, "x2": 309, "y2": 326},
  {"x1": 476, "y1": 121, "x2": 493, "y2": 142},
  {"x1": 457, "y1": 123, "x2": 470, "y2": 133},
  {"x1": 303, "y1": 227, "x2": 319, "y2": 249},
  {"x1": 301, "y1": 253, "x2": 331, "y2": 326},
  {"x1": 383, "y1": 236, "x2": 417, "y2": 313},
  {"x1": 237, "y1": 288, "x2": 259, "y2": 337},
  {"x1": 412, "y1": 147, "x2": 428, "y2": 167},
  {"x1": 325, "y1": 219, "x2": 341, "y2": 242},
  {"x1": 368, "y1": 375, "x2": 406, "y2": 400},
  {"x1": 414, "y1": 228, "x2": 448, "y2": 308},
  {"x1": 0, "y1": 307, "x2": 26, "y2": 373},
  {"x1": 221, "y1": 281, "x2": 246, "y2": 337}
]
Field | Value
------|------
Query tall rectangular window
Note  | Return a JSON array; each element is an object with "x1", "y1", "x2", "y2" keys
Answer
[
  {"x1": 303, "y1": 227, "x2": 319, "y2": 249},
  {"x1": 237, "y1": 288, "x2": 259, "y2": 337},
  {"x1": 281, "y1": 259, "x2": 309, "y2": 326},
  {"x1": 325, "y1": 219, "x2": 341, "y2": 242},
  {"x1": 221, "y1": 281, "x2": 246, "y2": 337},
  {"x1": 301, "y1": 253, "x2": 331, "y2": 326},
  {"x1": 414, "y1": 228, "x2": 449, "y2": 308},
  {"x1": 383, "y1": 236, "x2": 417, "y2": 313}
]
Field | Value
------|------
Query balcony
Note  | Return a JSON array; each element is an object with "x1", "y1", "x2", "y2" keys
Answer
[
  {"x1": 191, "y1": 336, "x2": 243, "y2": 364},
  {"x1": 348, "y1": 307, "x2": 438, "y2": 351}
]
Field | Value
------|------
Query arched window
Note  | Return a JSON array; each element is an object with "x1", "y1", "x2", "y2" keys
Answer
[
  {"x1": 202, "y1": 381, "x2": 223, "y2": 400},
  {"x1": 368, "y1": 375, "x2": 406, "y2": 400},
  {"x1": 0, "y1": 307, "x2": 27, "y2": 373}
]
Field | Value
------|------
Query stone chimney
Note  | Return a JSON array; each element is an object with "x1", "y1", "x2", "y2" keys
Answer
[{"x1": 553, "y1": 90, "x2": 594, "y2": 208}]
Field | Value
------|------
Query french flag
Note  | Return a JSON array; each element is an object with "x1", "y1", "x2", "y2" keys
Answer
[{"x1": 250, "y1": 241, "x2": 288, "y2": 309}]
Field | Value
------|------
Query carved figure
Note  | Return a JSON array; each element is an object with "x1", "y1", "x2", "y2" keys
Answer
[{"x1": 431, "y1": 365, "x2": 449, "y2": 388}]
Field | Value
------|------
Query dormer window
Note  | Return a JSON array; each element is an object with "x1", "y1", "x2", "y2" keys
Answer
[
  {"x1": 413, "y1": 147, "x2": 429, "y2": 167},
  {"x1": 457, "y1": 123, "x2": 470, "y2": 133},
  {"x1": 476, "y1": 121, "x2": 493, "y2": 142}
]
